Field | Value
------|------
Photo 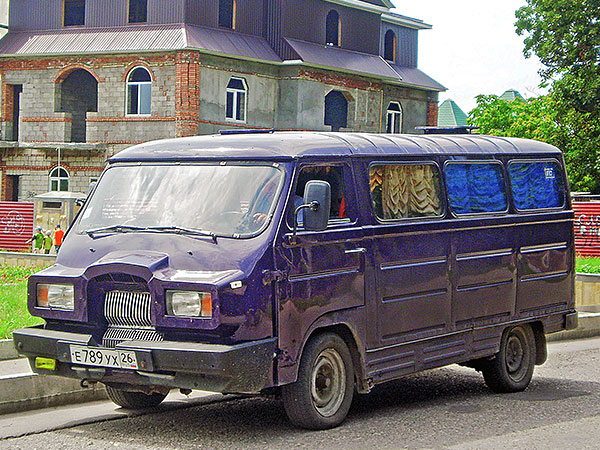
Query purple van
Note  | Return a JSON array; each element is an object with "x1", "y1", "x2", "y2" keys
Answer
[{"x1": 14, "y1": 132, "x2": 577, "y2": 429}]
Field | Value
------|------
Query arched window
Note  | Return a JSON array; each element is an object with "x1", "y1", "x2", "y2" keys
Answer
[
  {"x1": 219, "y1": 0, "x2": 236, "y2": 29},
  {"x1": 324, "y1": 90, "x2": 348, "y2": 132},
  {"x1": 129, "y1": 0, "x2": 147, "y2": 23},
  {"x1": 386, "y1": 102, "x2": 402, "y2": 133},
  {"x1": 384, "y1": 30, "x2": 396, "y2": 62},
  {"x1": 49, "y1": 167, "x2": 70, "y2": 192},
  {"x1": 326, "y1": 10, "x2": 341, "y2": 46},
  {"x1": 127, "y1": 67, "x2": 152, "y2": 115},
  {"x1": 226, "y1": 77, "x2": 247, "y2": 122},
  {"x1": 63, "y1": 0, "x2": 85, "y2": 27}
]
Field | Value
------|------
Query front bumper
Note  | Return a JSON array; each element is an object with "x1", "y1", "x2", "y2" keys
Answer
[{"x1": 13, "y1": 326, "x2": 277, "y2": 394}]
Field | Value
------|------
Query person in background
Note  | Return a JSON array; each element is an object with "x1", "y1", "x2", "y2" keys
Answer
[
  {"x1": 29, "y1": 227, "x2": 44, "y2": 254},
  {"x1": 43, "y1": 232, "x2": 53, "y2": 255},
  {"x1": 54, "y1": 224, "x2": 64, "y2": 253}
]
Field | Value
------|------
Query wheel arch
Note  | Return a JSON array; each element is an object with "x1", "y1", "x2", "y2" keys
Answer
[{"x1": 285, "y1": 317, "x2": 370, "y2": 394}]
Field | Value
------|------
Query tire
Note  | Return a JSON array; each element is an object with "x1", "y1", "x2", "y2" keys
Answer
[
  {"x1": 282, "y1": 332, "x2": 354, "y2": 430},
  {"x1": 482, "y1": 324, "x2": 536, "y2": 393},
  {"x1": 105, "y1": 385, "x2": 167, "y2": 409}
]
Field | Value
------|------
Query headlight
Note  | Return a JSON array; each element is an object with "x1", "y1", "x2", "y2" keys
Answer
[
  {"x1": 37, "y1": 284, "x2": 75, "y2": 310},
  {"x1": 166, "y1": 291, "x2": 212, "y2": 318}
]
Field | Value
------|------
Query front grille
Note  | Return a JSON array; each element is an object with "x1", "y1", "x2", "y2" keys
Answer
[
  {"x1": 104, "y1": 291, "x2": 152, "y2": 328},
  {"x1": 103, "y1": 326, "x2": 164, "y2": 348},
  {"x1": 102, "y1": 290, "x2": 163, "y2": 348}
]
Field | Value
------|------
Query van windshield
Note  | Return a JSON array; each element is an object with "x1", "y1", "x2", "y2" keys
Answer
[{"x1": 76, "y1": 163, "x2": 284, "y2": 238}]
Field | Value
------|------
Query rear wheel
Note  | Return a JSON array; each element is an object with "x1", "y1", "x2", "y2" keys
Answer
[
  {"x1": 282, "y1": 333, "x2": 354, "y2": 430},
  {"x1": 105, "y1": 385, "x2": 167, "y2": 409},
  {"x1": 482, "y1": 324, "x2": 536, "y2": 393}
]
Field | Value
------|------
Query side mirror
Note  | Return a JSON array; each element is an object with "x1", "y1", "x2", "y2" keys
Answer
[{"x1": 298, "y1": 180, "x2": 331, "y2": 232}]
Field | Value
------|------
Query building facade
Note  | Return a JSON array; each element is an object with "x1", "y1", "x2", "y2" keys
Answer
[{"x1": 0, "y1": 0, "x2": 444, "y2": 201}]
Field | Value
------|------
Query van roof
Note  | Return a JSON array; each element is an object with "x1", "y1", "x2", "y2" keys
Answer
[{"x1": 110, "y1": 132, "x2": 562, "y2": 163}]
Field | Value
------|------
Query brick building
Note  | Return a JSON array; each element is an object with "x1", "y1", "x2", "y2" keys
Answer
[{"x1": 0, "y1": 0, "x2": 444, "y2": 201}]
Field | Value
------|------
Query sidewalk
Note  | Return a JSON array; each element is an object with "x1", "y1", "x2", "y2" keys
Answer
[{"x1": 1, "y1": 311, "x2": 599, "y2": 415}]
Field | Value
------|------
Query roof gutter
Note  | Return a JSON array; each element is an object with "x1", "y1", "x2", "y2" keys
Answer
[{"x1": 382, "y1": 13, "x2": 431, "y2": 30}]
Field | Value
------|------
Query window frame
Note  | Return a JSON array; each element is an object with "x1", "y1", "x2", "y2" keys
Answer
[
  {"x1": 128, "y1": 0, "x2": 148, "y2": 24},
  {"x1": 287, "y1": 162, "x2": 356, "y2": 231},
  {"x1": 49, "y1": 167, "x2": 70, "y2": 192},
  {"x1": 507, "y1": 158, "x2": 566, "y2": 213},
  {"x1": 126, "y1": 67, "x2": 152, "y2": 117},
  {"x1": 386, "y1": 101, "x2": 402, "y2": 134},
  {"x1": 368, "y1": 161, "x2": 446, "y2": 224},
  {"x1": 384, "y1": 29, "x2": 397, "y2": 62},
  {"x1": 443, "y1": 160, "x2": 510, "y2": 218},
  {"x1": 63, "y1": 0, "x2": 85, "y2": 27},
  {"x1": 225, "y1": 77, "x2": 247, "y2": 123},
  {"x1": 326, "y1": 10, "x2": 341, "y2": 46},
  {"x1": 219, "y1": 0, "x2": 237, "y2": 29}
]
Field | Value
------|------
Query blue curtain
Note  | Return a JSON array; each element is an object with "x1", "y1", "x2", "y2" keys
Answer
[
  {"x1": 508, "y1": 162, "x2": 563, "y2": 210},
  {"x1": 446, "y1": 163, "x2": 507, "y2": 214}
]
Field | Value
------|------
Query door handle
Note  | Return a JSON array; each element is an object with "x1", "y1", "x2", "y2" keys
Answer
[{"x1": 344, "y1": 247, "x2": 367, "y2": 255}]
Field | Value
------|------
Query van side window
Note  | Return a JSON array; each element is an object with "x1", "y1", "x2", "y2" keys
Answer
[
  {"x1": 295, "y1": 166, "x2": 347, "y2": 221},
  {"x1": 508, "y1": 161, "x2": 564, "y2": 210},
  {"x1": 445, "y1": 162, "x2": 507, "y2": 215},
  {"x1": 369, "y1": 164, "x2": 443, "y2": 220}
]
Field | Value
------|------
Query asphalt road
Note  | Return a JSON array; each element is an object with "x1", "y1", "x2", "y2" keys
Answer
[{"x1": 1, "y1": 337, "x2": 600, "y2": 450}]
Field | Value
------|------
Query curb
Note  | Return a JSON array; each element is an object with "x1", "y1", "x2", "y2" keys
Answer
[
  {"x1": 0, "y1": 372, "x2": 107, "y2": 415},
  {"x1": 547, "y1": 312, "x2": 600, "y2": 342},
  {"x1": 0, "y1": 340, "x2": 19, "y2": 361}
]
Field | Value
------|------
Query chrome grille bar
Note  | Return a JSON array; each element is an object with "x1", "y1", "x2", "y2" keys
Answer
[{"x1": 104, "y1": 291, "x2": 152, "y2": 328}]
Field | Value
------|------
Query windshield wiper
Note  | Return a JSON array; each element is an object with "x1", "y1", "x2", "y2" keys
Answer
[
  {"x1": 85, "y1": 225, "x2": 147, "y2": 238},
  {"x1": 144, "y1": 226, "x2": 218, "y2": 244},
  {"x1": 85, "y1": 224, "x2": 218, "y2": 244}
]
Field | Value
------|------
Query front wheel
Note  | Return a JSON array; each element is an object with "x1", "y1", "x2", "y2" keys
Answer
[
  {"x1": 481, "y1": 324, "x2": 536, "y2": 393},
  {"x1": 282, "y1": 333, "x2": 354, "y2": 430},
  {"x1": 105, "y1": 385, "x2": 167, "y2": 409}
]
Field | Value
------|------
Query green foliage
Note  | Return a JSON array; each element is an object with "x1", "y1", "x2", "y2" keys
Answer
[
  {"x1": 0, "y1": 266, "x2": 45, "y2": 340},
  {"x1": 515, "y1": 0, "x2": 600, "y2": 115},
  {"x1": 469, "y1": 0, "x2": 600, "y2": 193},
  {"x1": 576, "y1": 257, "x2": 600, "y2": 274}
]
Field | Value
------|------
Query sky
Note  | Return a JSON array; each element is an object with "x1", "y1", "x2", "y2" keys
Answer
[{"x1": 395, "y1": 0, "x2": 546, "y2": 114}]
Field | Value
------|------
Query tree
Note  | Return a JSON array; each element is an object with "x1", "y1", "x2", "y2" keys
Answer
[
  {"x1": 468, "y1": 93, "x2": 600, "y2": 193},
  {"x1": 489, "y1": 0, "x2": 600, "y2": 193},
  {"x1": 515, "y1": 0, "x2": 600, "y2": 115}
]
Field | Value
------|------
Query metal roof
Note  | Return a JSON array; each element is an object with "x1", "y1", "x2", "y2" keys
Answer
[
  {"x1": 0, "y1": 24, "x2": 186, "y2": 55},
  {"x1": 437, "y1": 99, "x2": 468, "y2": 127},
  {"x1": 285, "y1": 38, "x2": 400, "y2": 80},
  {"x1": 0, "y1": 23, "x2": 281, "y2": 62},
  {"x1": 186, "y1": 24, "x2": 281, "y2": 62},
  {"x1": 388, "y1": 64, "x2": 446, "y2": 91},
  {"x1": 109, "y1": 132, "x2": 563, "y2": 163}
]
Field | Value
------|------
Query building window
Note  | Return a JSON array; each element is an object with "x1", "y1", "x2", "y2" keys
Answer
[
  {"x1": 49, "y1": 167, "x2": 70, "y2": 192},
  {"x1": 324, "y1": 90, "x2": 348, "y2": 132},
  {"x1": 129, "y1": 0, "x2": 147, "y2": 23},
  {"x1": 127, "y1": 67, "x2": 152, "y2": 115},
  {"x1": 326, "y1": 10, "x2": 341, "y2": 46},
  {"x1": 226, "y1": 77, "x2": 247, "y2": 122},
  {"x1": 386, "y1": 102, "x2": 402, "y2": 133},
  {"x1": 384, "y1": 29, "x2": 396, "y2": 62},
  {"x1": 219, "y1": 0, "x2": 236, "y2": 29},
  {"x1": 63, "y1": 0, "x2": 85, "y2": 27}
]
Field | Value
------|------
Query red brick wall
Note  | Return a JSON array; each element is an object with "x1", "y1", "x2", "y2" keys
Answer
[
  {"x1": 426, "y1": 100, "x2": 438, "y2": 127},
  {"x1": 175, "y1": 51, "x2": 200, "y2": 137}
]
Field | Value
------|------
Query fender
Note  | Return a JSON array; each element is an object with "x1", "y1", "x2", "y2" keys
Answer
[{"x1": 277, "y1": 307, "x2": 370, "y2": 392}]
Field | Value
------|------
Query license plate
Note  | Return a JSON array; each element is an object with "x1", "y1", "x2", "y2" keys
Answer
[{"x1": 69, "y1": 345, "x2": 138, "y2": 370}]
